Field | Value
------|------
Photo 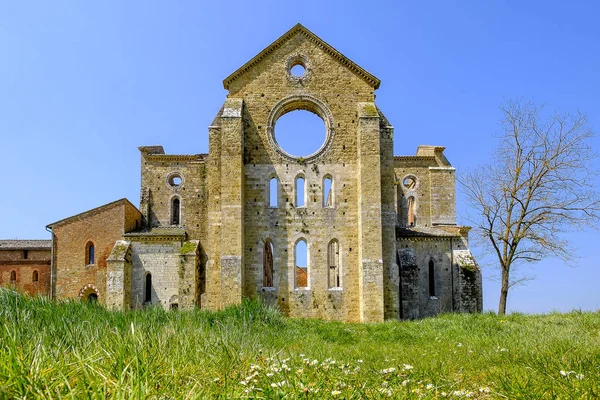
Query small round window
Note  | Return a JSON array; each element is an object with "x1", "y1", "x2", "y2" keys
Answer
[
  {"x1": 168, "y1": 173, "x2": 182, "y2": 188},
  {"x1": 402, "y1": 175, "x2": 418, "y2": 190},
  {"x1": 290, "y1": 63, "x2": 306, "y2": 77}
]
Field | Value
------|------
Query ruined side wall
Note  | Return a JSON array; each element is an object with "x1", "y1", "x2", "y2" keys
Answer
[
  {"x1": 130, "y1": 241, "x2": 184, "y2": 309},
  {"x1": 397, "y1": 238, "x2": 455, "y2": 318},
  {"x1": 140, "y1": 153, "x2": 208, "y2": 240},
  {"x1": 394, "y1": 157, "x2": 438, "y2": 228}
]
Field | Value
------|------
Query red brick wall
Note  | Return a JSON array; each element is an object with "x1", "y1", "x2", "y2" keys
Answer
[
  {"x1": 0, "y1": 249, "x2": 51, "y2": 296},
  {"x1": 53, "y1": 202, "x2": 141, "y2": 302}
]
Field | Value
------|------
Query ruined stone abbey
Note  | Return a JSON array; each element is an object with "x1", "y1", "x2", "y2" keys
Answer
[{"x1": 4, "y1": 24, "x2": 482, "y2": 322}]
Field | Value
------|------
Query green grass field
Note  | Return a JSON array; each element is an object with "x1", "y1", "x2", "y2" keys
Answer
[{"x1": 0, "y1": 288, "x2": 598, "y2": 399}]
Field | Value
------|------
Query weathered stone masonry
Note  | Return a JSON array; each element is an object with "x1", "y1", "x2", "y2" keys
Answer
[{"x1": 40, "y1": 24, "x2": 482, "y2": 321}]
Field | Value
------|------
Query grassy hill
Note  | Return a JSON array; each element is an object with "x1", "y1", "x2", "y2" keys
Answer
[{"x1": 0, "y1": 288, "x2": 598, "y2": 399}]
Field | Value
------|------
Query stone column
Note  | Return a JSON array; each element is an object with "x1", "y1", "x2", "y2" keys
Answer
[{"x1": 356, "y1": 102, "x2": 384, "y2": 322}]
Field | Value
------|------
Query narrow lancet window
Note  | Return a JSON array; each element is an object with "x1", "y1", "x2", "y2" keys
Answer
[
  {"x1": 145, "y1": 273, "x2": 152, "y2": 303},
  {"x1": 295, "y1": 239, "x2": 308, "y2": 288},
  {"x1": 269, "y1": 177, "x2": 278, "y2": 208},
  {"x1": 407, "y1": 196, "x2": 415, "y2": 227},
  {"x1": 10, "y1": 270, "x2": 16, "y2": 283},
  {"x1": 86, "y1": 242, "x2": 95, "y2": 265},
  {"x1": 428, "y1": 260, "x2": 436, "y2": 297},
  {"x1": 296, "y1": 176, "x2": 305, "y2": 207},
  {"x1": 328, "y1": 240, "x2": 340, "y2": 288},
  {"x1": 171, "y1": 198, "x2": 181, "y2": 225},
  {"x1": 323, "y1": 176, "x2": 333, "y2": 207},
  {"x1": 263, "y1": 240, "x2": 274, "y2": 287},
  {"x1": 32, "y1": 270, "x2": 38, "y2": 282}
]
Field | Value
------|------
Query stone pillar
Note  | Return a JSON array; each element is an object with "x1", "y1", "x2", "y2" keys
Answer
[
  {"x1": 178, "y1": 240, "x2": 200, "y2": 310},
  {"x1": 356, "y1": 102, "x2": 384, "y2": 322},
  {"x1": 105, "y1": 241, "x2": 132, "y2": 310},
  {"x1": 205, "y1": 111, "x2": 223, "y2": 310},
  {"x1": 219, "y1": 98, "x2": 245, "y2": 307}
]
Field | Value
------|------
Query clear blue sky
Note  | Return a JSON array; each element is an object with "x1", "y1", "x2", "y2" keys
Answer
[{"x1": 1, "y1": 1, "x2": 599, "y2": 314}]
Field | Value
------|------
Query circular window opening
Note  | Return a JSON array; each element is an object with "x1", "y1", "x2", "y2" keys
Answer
[
  {"x1": 274, "y1": 110, "x2": 326, "y2": 158},
  {"x1": 403, "y1": 175, "x2": 418, "y2": 190},
  {"x1": 290, "y1": 63, "x2": 306, "y2": 77},
  {"x1": 168, "y1": 174, "x2": 182, "y2": 187}
]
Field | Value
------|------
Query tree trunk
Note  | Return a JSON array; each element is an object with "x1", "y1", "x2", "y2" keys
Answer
[{"x1": 498, "y1": 267, "x2": 509, "y2": 315}]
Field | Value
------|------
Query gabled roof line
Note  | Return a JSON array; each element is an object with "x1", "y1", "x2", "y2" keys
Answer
[
  {"x1": 46, "y1": 198, "x2": 140, "y2": 229},
  {"x1": 223, "y1": 23, "x2": 380, "y2": 90}
]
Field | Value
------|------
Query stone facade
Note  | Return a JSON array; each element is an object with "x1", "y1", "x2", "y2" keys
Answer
[
  {"x1": 0, "y1": 240, "x2": 51, "y2": 296},
  {"x1": 42, "y1": 24, "x2": 482, "y2": 321}
]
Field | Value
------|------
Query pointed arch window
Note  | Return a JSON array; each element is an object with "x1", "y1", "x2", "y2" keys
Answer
[
  {"x1": 295, "y1": 176, "x2": 305, "y2": 207},
  {"x1": 263, "y1": 240, "x2": 274, "y2": 287},
  {"x1": 428, "y1": 260, "x2": 436, "y2": 297},
  {"x1": 86, "y1": 242, "x2": 95, "y2": 265},
  {"x1": 32, "y1": 270, "x2": 39, "y2": 283},
  {"x1": 144, "y1": 273, "x2": 152, "y2": 303},
  {"x1": 295, "y1": 239, "x2": 308, "y2": 288},
  {"x1": 171, "y1": 197, "x2": 181, "y2": 225},
  {"x1": 323, "y1": 176, "x2": 333, "y2": 207},
  {"x1": 10, "y1": 270, "x2": 16, "y2": 283},
  {"x1": 328, "y1": 240, "x2": 340, "y2": 288},
  {"x1": 269, "y1": 177, "x2": 278, "y2": 208}
]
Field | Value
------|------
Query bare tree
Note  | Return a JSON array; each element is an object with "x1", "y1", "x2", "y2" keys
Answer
[{"x1": 459, "y1": 100, "x2": 600, "y2": 315}]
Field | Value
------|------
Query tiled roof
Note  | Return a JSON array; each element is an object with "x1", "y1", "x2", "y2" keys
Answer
[
  {"x1": 396, "y1": 226, "x2": 458, "y2": 238},
  {"x1": 0, "y1": 239, "x2": 52, "y2": 250},
  {"x1": 124, "y1": 226, "x2": 187, "y2": 238}
]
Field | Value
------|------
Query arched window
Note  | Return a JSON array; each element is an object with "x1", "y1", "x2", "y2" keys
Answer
[
  {"x1": 86, "y1": 242, "x2": 95, "y2": 265},
  {"x1": 171, "y1": 197, "x2": 181, "y2": 225},
  {"x1": 263, "y1": 240, "x2": 274, "y2": 287},
  {"x1": 269, "y1": 177, "x2": 278, "y2": 208},
  {"x1": 428, "y1": 260, "x2": 436, "y2": 297},
  {"x1": 144, "y1": 273, "x2": 152, "y2": 303},
  {"x1": 32, "y1": 270, "x2": 39, "y2": 283},
  {"x1": 10, "y1": 270, "x2": 16, "y2": 283},
  {"x1": 323, "y1": 176, "x2": 333, "y2": 207},
  {"x1": 407, "y1": 196, "x2": 416, "y2": 227},
  {"x1": 295, "y1": 239, "x2": 308, "y2": 288},
  {"x1": 328, "y1": 240, "x2": 340, "y2": 288},
  {"x1": 295, "y1": 176, "x2": 305, "y2": 207}
]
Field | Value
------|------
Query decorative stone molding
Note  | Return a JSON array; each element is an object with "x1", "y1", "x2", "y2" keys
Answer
[
  {"x1": 266, "y1": 94, "x2": 335, "y2": 163},
  {"x1": 78, "y1": 283, "x2": 100, "y2": 298}
]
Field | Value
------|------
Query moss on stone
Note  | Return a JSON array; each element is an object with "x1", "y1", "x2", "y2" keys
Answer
[{"x1": 180, "y1": 241, "x2": 197, "y2": 255}]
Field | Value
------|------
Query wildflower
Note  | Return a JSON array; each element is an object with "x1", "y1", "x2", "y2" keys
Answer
[
  {"x1": 441, "y1": 392, "x2": 447, "y2": 397},
  {"x1": 457, "y1": 342, "x2": 463, "y2": 347},
  {"x1": 299, "y1": 353, "x2": 305, "y2": 358},
  {"x1": 357, "y1": 359, "x2": 364, "y2": 363},
  {"x1": 380, "y1": 367, "x2": 396, "y2": 374},
  {"x1": 575, "y1": 373, "x2": 585, "y2": 380},
  {"x1": 271, "y1": 380, "x2": 286, "y2": 388},
  {"x1": 402, "y1": 379, "x2": 410, "y2": 386},
  {"x1": 499, "y1": 348, "x2": 508, "y2": 352},
  {"x1": 250, "y1": 364, "x2": 261, "y2": 371},
  {"x1": 331, "y1": 390, "x2": 342, "y2": 396},
  {"x1": 560, "y1": 370, "x2": 568, "y2": 376},
  {"x1": 266, "y1": 372, "x2": 274, "y2": 377},
  {"x1": 402, "y1": 364, "x2": 414, "y2": 371},
  {"x1": 296, "y1": 368, "x2": 303, "y2": 374},
  {"x1": 479, "y1": 387, "x2": 491, "y2": 393},
  {"x1": 426, "y1": 384, "x2": 434, "y2": 390}
]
